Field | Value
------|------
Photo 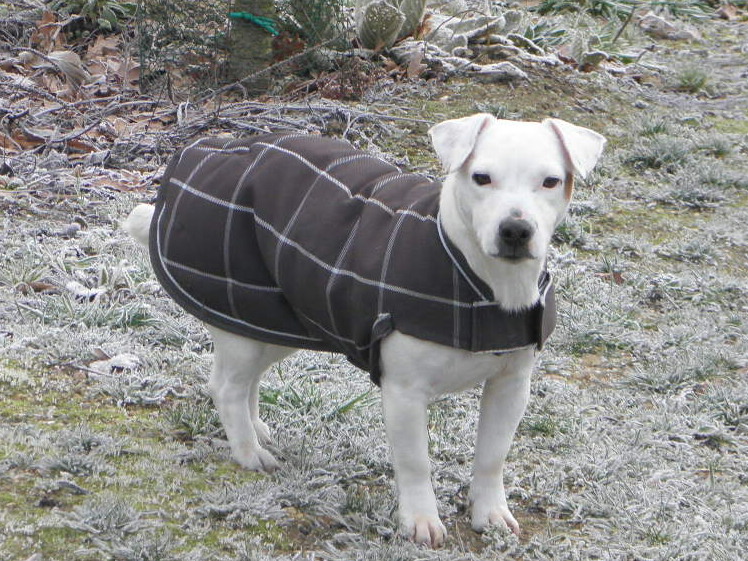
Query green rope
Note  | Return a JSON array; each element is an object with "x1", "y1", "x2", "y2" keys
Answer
[{"x1": 228, "y1": 12, "x2": 280, "y2": 36}]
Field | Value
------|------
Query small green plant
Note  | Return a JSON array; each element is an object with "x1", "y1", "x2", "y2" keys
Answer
[
  {"x1": 624, "y1": 136, "x2": 692, "y2": 172},
  {"x1": 661, "y1": 178, "x2": 725, "y2": 209},
  {"x1": 636, "y1": 117, "x2": 670, "y2": 138},
  {"x1": 657, "y1": 238, "x2": 717, "y2": 264},
  {"x1": 537, "y1": 0, "x2": 636, "y2": 20},
  {"x1": 277, "y1": 0, "x2": 350, "y2": 45},
  {"x1": 520, "y1": 20, "x2": 567, "y2": 50},
  {"x1": 537, "y1": 0, "x2": 712, "y2": 20},
  {"x1": 553, "y1": 217, "x2": 588, "y2": 247},
  {"x1": 355, "y1": 0, "x2": 427, "y2": 50},
  {"x1": 165, "y1": 399, "x2": 223, "y2": 441},
  {"x1": 675, "y1": 66, "x2": 710, "y2": 94},
  {"x1": 51, "y1": 0, "x2": 137, "y2": 31},
  {"x1": 697, "y1": 134, "x2": 733, "y2": 158},
  {"x1": 526, "y1": 414, "x2": 561, "y2": 437}
]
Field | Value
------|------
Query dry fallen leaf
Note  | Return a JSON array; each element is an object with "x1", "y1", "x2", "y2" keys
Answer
[
  {"x1": 115, "y1": 58, "x2": 140, "y2": 86},
  {"x1": 406, "y1": 50, "x2": 427, "y2": 79},
  {"x1": 0, "y1": 132, "x2": 22, "y2": 154},
  {"x1": 16, "y1": 281, "x2": 60, "y2": 295},
  {"x1": 66, "y1": 137, "x2": 100, "y2": 153},
  {"x1": 39, "y1": 50, "x2": 92, "y2": 87},
  {"x1": 717, "y1": 4, "x2": 739, "y2": 20},
  {"x1": 87, "y1": 34, "x2": 120, "y2": 58}
]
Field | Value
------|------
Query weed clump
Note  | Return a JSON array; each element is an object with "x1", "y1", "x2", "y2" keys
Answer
[
  {"x1": 624, "y1": 136, "x2": 693, "y2": 172},
  {"x1": 674, "y1": 66, "x2": 710, "y2": 94}
]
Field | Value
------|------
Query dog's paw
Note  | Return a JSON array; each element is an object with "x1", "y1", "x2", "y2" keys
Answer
[
  {"x1": 254, "y1": 419, "x2": 272, "y2": 445},
  {"x1": 235, "y1": 447, "x2": 280, "y2": 473},
  {"x1": 400, "y1": 514, "x2": 447, "y2": 548},
  {"x1": 471, "y1": 503, "x2": 520, "y2": 535}
]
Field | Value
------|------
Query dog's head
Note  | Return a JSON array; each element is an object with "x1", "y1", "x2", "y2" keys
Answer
[{"x1": 430, "y1": 114, "x2": 606, "y2": 263}]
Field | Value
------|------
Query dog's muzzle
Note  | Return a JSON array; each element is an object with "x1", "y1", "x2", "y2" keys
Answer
[{"x1": 496, "y1": 217, "x2": 535, "y2": 260}]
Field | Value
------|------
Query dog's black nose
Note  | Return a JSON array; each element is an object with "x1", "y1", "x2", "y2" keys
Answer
[
  {"x1": 499, "y1": 218, "x2": 534, "y2": 245},
  {"x1": 496, "y1": 218, "x2": 535, "y2": 259}
]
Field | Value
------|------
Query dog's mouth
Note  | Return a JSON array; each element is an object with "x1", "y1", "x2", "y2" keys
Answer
[{"x1": 493, "y1": 245, "x2": 535, "y2": 262}]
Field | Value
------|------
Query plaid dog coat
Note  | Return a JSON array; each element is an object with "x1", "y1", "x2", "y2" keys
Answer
[{"x1": 150, "y1": 134, "x2": 556, "y2": 385}]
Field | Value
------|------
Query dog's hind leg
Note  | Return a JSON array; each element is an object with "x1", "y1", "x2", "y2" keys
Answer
[
  {"x1": 208, "y1": 326, "x2": 294, "y2": 472},
  {"x1": 469, "y1": 347, "x2": 535, "y2": 535}
]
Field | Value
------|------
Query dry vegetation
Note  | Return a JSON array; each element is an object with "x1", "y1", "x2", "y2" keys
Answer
[{"x1": 1, "y1": 1, "x2": 748, "y2": 560}]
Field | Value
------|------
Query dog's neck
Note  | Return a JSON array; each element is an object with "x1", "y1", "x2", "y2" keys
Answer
[{"x1": 439, "y1": 183, "x2": 543, "y2": 312}]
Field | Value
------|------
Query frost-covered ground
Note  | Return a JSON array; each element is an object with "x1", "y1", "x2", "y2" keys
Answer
[{"x1": 2, "y1": 13, "x2": 748, "y2": 561}]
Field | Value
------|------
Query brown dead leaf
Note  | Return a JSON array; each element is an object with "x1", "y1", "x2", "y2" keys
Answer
[
  {"x1": 32, "y1": 11, "x2": 64, "y2": 52},
  {"x1": 88, "y1": 35, "x2": 120, "y2": 59},
  {"x1": 42, "y1": 50, "x2": 92, "y2": 87},
  {"x1": 717, "y1": 4, "x2": 739, "y2": 20},
  {"x1": 13, "y1": 128, "x2": 48, "y2": 150},
  {"x1": 110, "y1": 117, "x2": 132, "y2": 136},
  {"x1": 0, "y1": 132, "x2": 22, "y2": 154},
  {"x1": 595, "y1": 272, "x2": 625, "y2": 285},
  {"x1": 382, "y1": 59, "x2": 400, "y2": 74},
  {"x1": 66, "y1": 137, "x2": 99, "y2": 153},
  {"x1": 115, "y1": 59, "x2": 140, "y2": 86},
  {"x1": 87, "y1": 174, "x2": 147, "y2": 192},
  {"x1": 406, "y1": 50, "x2": 426, "y2": 79},
  {"x1": 16, "y1": 281, "x2": 60, "y2": 295}
]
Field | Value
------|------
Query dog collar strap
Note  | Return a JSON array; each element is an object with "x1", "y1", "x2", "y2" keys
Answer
[
  {"x1": 437, "y1": 216, "x2": 495, "y2": 301},
  {"x1": 437, "y1": 216, "x2": 557, "y2": 351},
  {"x1": 471, "y1": 270, "x2": 556, "y2": 353}
]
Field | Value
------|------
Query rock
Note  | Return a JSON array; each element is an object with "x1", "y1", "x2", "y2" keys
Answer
[
  {"x1": 390, "y1": 40, "x2": 444, "y2": 65},
  {"x1": 502, "y1": 10, "x2": 524, "y2": 34},
  {"x1": 716, "y1": 4, "x2": 739, "y2": 20},
  {"x1": 390, "y1": 40, "x2": 471, "y2": 72},
  {"x1": 65, "y1": 281, "x2": 106, "y2": 302},
  {"x1": 38, "y1": 149, "x2": 69, "y2": 170},
  {"x1": 423, "y1": 12, "x2": 504, "y2": 54},
  {"x1": 638, "y1": 12, "x2": 701, "y2": 42},
  {"x1": 473, "y1": 42, "x2": 522, "y2": 60},
  {"x1": 471, "y1": 61, "x2": 528, "y2": 83},
  {"x1": 57, "y1": 222, "x2": 82, "y2": 238},
  {"x1": 452, "y1": 46, "x2": 474, "y2": 58},
  {"x1": 507, "y1": 33, "x2": 544, "y2": 56},
  {"x1": 427, "y1": 0, "x2": 491, "y2": 16},
  {"x1": 579, "y1": 51, "x2": 608, "y2": 72},
  {"x1": 425, "y1": 26, "x2": 468, "y2": 54},
  {"x1": 83, "y1": 150, "x2": 110, "y2": 166},
  {"x1": 89, "y1": 353, "x2": 142, "y2": 375}
]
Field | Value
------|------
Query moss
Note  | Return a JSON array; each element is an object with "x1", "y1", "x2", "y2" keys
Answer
[
  {"x1": 2, "y1": 526, "x2": 98, "y2": 561},
  {"x1": 707, "y1": 115, "x2": 748, "y2": 135}
]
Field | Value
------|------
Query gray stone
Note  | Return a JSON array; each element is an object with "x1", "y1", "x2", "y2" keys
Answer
[
  {"x1": 638, "y1": 11, "x2": 701, "y2": 41},
  {"x1": 471, "y1": 61, "x2": 528, "y2": 82},
  {"x1": 427, "y1": 0, "x2": 491, "y2": 16},
  {"x1": 424, "y1": 12, "x2": 504, "y2": 54}
]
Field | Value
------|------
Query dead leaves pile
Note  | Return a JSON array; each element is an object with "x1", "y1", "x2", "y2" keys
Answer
[{"x1": 1, "y1": 10, "x2": 169, "y2": 188}]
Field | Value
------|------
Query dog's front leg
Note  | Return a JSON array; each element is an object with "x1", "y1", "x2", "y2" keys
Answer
[
  {"x1": 470, "y1": 348, "x2": 535, "y2": 535},
  {"x1": 381, "y1": 381, "x2": 446, "y2": 547}
]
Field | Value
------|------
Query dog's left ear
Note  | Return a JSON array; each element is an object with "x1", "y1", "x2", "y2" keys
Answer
[
  {"x1": 429, "y1": 113, "x2": 494, "y2": 173},
  {"x1": 544, "y1": 119, "x2": 606, "y2": 179}
]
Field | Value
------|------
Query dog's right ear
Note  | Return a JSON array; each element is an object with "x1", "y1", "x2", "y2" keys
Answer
[{"x1": 429, "y1": 113, "x2": 494, "y2": 173}]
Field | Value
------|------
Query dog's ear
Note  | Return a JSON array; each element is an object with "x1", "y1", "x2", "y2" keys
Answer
[
  {"x1": 544, "y1": 119, "x2": 606, "y2": 179},
  {"x1": 429, "y1": 113, "x2": 494, "y2": 173}
]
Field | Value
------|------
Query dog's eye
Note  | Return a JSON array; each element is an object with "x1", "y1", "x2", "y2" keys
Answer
[
  {"x1": 472, "y1": 173, "x2": 492, "y2": 186},
  {"x1": 542, "y1": 177, "x2": 562, "y2": 189}
]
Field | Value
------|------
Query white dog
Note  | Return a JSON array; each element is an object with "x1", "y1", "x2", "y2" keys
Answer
[{"x1": 124, "y1": 114, "x2": 605, "y2": 547}]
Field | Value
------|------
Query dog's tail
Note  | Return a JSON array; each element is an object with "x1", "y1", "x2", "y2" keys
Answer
[{"x1": 122, "y1": 204, "x2": 155, "y2": 247}]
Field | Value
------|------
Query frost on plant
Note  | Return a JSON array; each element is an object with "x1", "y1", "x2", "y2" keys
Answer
[{"x1": 355, "y1": 0, "x2": 426, "y2": 50}]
